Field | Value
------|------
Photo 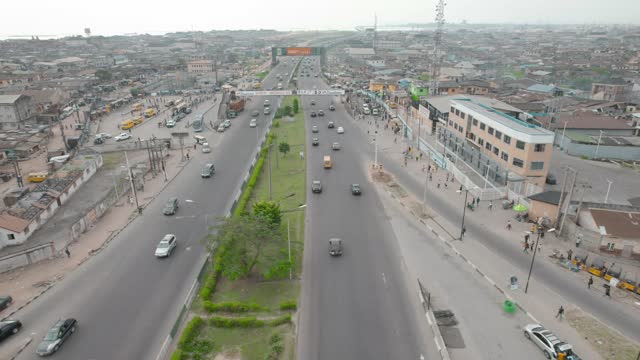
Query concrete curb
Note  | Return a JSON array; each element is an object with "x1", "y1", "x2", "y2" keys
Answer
[
  {"x1": 1, "y1": 284, "x2": 54, "y2": 321},
  {"x1": 7, "y1": 337, "x2": 32, "y2": 360},
  {"x1": 417, "y1": 281, "x2": 451, "y2": 360}
]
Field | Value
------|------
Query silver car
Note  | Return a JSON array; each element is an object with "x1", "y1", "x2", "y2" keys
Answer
[
  {"x1": 523, "y1": 324, "x2": 576, "y2": 359},
  {"x1": 155, "y1": 234, "x2": 177, "y2": 257}
]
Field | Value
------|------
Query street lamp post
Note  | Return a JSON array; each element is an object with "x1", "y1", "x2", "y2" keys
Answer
[
  {"x1": 456, "y1": 188, "x2": 469, "y2": 240},
  {"x1": 525, "y1": 227, "x2": 556, "y2": 293},
  {"x1": 283, "y1": 204, "x2": 307, "y2": 280}
]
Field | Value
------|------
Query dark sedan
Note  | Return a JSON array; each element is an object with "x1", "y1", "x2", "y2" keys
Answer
[
  {"x1": 36, "y1": 318, "x2": 77, "y2": 356},
  {"x1": 0, "y1": 320, "x2": 22, "y2": 342},
  {"x1": 162, "y1": 197, "x2": 179, "y2": 215},
  {"x1": 0, "y1": 296, "x2": 12, "y2": 311},
  {"x1": 351, "y1": 184, "x2": 362, "y2": 195}
]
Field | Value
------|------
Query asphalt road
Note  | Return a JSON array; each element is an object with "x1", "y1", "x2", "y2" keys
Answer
[
  {"x1": 296, "y1": 58, "x2": 427, "y2": 359},
  {"x1": 366, "y1": 115, "x2": 640, "y2": 344},
  {"x1": 6, "y1": 60, "x2": 297, "y2": 360}
]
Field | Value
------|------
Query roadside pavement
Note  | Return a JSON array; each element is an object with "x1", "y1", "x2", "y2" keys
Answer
[
  {"x1": 345, "y1": 109, "x2": 634, "y2": 359},
  {"x1": 0, "y1": 148, "x2": 190, "y2": 320}
]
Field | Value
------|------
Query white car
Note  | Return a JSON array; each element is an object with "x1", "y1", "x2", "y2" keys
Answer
[
  {"x1": 115, "y1": 133, "x2": 131, "y2": 141},
  {"x1": 523, "y1": 324, "x2": 576, "y2": 359},
  {"x1": 95, "y1": 133, "x2": 112, "y2": 139},
  {"x1": 217, "y1": 124, "x2": 226, "y2": 132},
  {"x1": 202, "y1": 143, "x2": 211, "y2": 153},
  {"x1": 166, "y1": 119, "x2": 176, "y2": 128},
  {"x1": 250, "y1": 119, "x2": 257, "y2": 128},
  {"x1": 155, "y1": 234, "x2": 177, "y2": 257},
  {"x1": 337, "y1": 127, "x2": 345, "y2": 134}
]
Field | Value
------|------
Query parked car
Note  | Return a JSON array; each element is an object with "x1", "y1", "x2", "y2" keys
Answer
[
  {"x1": 217, "y1": 124, "x2": 226, "y2": 132},
  {"x1": 155, "y1": 234, "x2": 177, "y2": 258},
  {"x1": 329, "y1": 238, "x2": 343, "y2": 256},
  {"x1": 0, "y1": 320, "x2": 22, "y2": 342},
  {"x1": 337, "y1": 127, "x2": 345, "y2": 134},
  {"x1": 351, "y1": 184, "x2": 362, "y2": 195},
  {"x1": 162, "y1": 197, "x2": 179, "y2": 215},
  {"x1": 201, "y1": 163, "x2": 215, "y2": 178},
  {"x1": 312, "y1": 138, "x2": 319, "y2": 146},
  {"x1": 311, "y1": 180, "x2": 322, "y2": 193},
  {"x1": 223, "y1": 120, "x2": 231, "y2": 128},
  {"x1": 0, "y1": 296, "x2": 12, "y2": 311},
  {"x1": 523, "y1": 323, "x2": 577, "y2": 360},
  {"x1": 115, "y1": 133, "x2": 131, "y2": 141},
  {"x1": 36, "y1": 318, "x2": 77, "y2": 356}
]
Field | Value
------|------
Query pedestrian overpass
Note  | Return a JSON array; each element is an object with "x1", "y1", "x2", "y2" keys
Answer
[
  {"x1": 236, "y1": 89, "x2": 344, "y2": 97},
  {"x1": 271, "y1": 47, "x2": 326, "y2": 66}
]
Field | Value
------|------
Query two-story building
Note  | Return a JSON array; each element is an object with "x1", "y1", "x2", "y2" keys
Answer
[
  {"x1": 0, "y1": 94, "x2": 37, "y2": 130},
  {"x1": 448, "y1": 98, "x2": 555, "y2": 187}
]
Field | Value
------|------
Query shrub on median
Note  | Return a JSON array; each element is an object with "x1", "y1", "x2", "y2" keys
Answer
[
  {"x1": 177, "y1": 316, "x2": 204, "y2": 349},
  {"x1": 233, "y1": 133, "x2": 273, "y2": 218},
  {"x1": 209, "y1": 316, "x2": 265, "y2": 328},
  {"x1": 202, "y1": 301, "x2": 267, "y2": 313},
  {"x1": 279, "y1": 300, "x2": 297, "y2": 311},
  {"x1": 268, "y1": 314, "x2": 292, "y2": 326},
  {"x1": 169, "y1": 349, "x2": 184, "y2": 360}
]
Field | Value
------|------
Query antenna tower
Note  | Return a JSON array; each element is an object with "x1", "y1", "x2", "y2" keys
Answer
[{"x1": 429, "y1": 0, "x2": 446, "y2": 96}]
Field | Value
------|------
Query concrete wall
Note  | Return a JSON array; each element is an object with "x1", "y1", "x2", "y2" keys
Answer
[
  {"x1": 0, "y1": 242, "x2": 55, "y2": 273},
  {"x1": 556, "y1": 133, "x2": 640, "y2": 160}
]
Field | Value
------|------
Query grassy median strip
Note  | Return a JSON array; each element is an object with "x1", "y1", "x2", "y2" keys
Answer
[{"x1": 172, "y1": 96, "x2": 305, "y2": 360}]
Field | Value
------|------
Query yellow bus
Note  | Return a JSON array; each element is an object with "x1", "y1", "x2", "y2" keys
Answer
[
  {"x1": 144, "y1": 108, "x2": 156, "y2": 118},
  {"x1": 27, "y1": 172, "x2": 48, "y2": 183},
  {"x1": 131, "y1": 103, "x2": 143, "y2": 112},
  {"x1": 133, "y1": 116, "x2": 144, "y2": 125},
  {"x1": 120, "y1": 120, "x2": 134, "y2": 130}
]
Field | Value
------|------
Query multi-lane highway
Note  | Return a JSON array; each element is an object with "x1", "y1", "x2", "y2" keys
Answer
[
  {"x1": 6, "y1": 60, "x2": 297, "y2": 360},
  {"x1": 296, "y1": 57, "x2": 429, "y2": 359}
]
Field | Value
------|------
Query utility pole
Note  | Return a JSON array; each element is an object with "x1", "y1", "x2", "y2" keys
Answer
[
  {"x1": 268, "y1": 144, "x2": 272, "y2": 200},
  {"x1": 59, "y1": 120, "x2": 69, "y2": 151},
  {"x1": 146, "y1": 140, "x2": 155, "y2": 175},
  {"x1": 287, "y1": 219, "x2": 292, "y2": 280},
  {"x1": 554, "y1": 168, "x2": 569, "y2": 228},
  {"x1": 594, "y1": 130, "x2": 604, "y2": 158},
  {"x1": 124, "y1": 151, "x2": 142, "y2": 214},
  {"x1": 604, "y1": 179, "x2": 613, "y2": 204},
  {"x1": 559, "y1": 170, "x2": 578, "y2": 234},
  {"x1": 11, "y1": 156, "x2": 24, "y2": 187},
  {"x1": 459, "y1": 189, "x2": 468, "y2": 240}
]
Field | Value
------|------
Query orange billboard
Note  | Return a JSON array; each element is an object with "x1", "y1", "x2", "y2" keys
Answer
[{"x1": 286, "y1": 47, "x2": 312, "y2": 56}]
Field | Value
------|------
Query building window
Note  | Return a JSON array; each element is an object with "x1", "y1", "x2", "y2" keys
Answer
[
  {"x1": 455, "y1": 109, "x2": 460, "y2": 116},
  {"x1": 469, "y1": 133, "x2": 476, "y2": 141},
  {"x1": 501, "y1": 152, "x2": 509, "y2": 161},
  {"x1": 480, "y1": 123, "x2": 486, "y2": 130},
  {"x1": 458, "y1": 126, "x2": 464, "y2": 133},
  {"x1": 516, "y1": 140, "x2": 525, "y2": 150},
  {"x1": 495, "y1": 130, "x2": 502, "y2": 140},
  {"x1": 493, "y1": 147, "x2": 500, "y2": 156},
  {"x1": 488, "y1": 127, "x2": 494, "y2": 135},
  {"x1": 530, "y1": 161, "x2": 544, "y2": 170},
  {"x1": 534, "y1": 144, "x2": 546, "y2": 152},
  {"x1": 513, "y1": 158, "x2": 524, "y2": 168},
  {"x1": 485, "y1": 142, "x2": 492, "y2": 151},
  {"x1": 450, "y1": 106, "x2": 455, "y2": 113},
  {"x1": 472, "y1": 118, "x2": 478, "y2": 126},
  {"x1": 478, "y1": 138, "x2": 484, "y2": 146},
  {"x1": 460, "y1": 112, "x2": 466, "y2": 120},
  {"x1": 8, "y1": 234, "x2": 15, "y2": 240},
  {"x1": 503, "y1": 135, "x2": 511, "y2": 145},
  {"x1": 449, "y1": 120, "x2": 453, "y2": 126}
]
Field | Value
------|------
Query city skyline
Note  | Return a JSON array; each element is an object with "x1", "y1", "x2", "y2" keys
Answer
[{"x1": 2, "y1": 0, "x2": 639, "y2": 38}]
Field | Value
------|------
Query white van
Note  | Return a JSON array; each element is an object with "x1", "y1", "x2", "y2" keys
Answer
[
  {"x1": 363, "y1": 108, "x2": 371, "y2": 115},
  {"x1": 194, "y1": 135, "x2": 207, "y2": 144}
]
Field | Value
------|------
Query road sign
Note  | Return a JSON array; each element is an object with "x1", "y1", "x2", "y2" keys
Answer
[
  {"x1": 237, "y1": 90, "x2": 292, "y2": 97},
  {"x1": 295, "y1": 89, "x2": 345, "y2": 96},
  {"x1": 236, "y1": 90, "x2": 345, "y2": 97}
]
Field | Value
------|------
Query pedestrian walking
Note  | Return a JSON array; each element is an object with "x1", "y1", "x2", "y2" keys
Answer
[
  {"x1": 193, "y1": 144, "x2": 197, "y2": 150},
  {"x1": 523, "y1": 241, "x2": 530, "y2": 254},
  {"x1": 444, "y1": 182, "x2": 448, "y2": 189},
  {"x1": 555, "y1": 306, "x2": 565, "y2": 320},
  {"x1": 524, "y1": 233, "x2": 530, "y2": 243},
  {"x1": 437, "y1": 183, "x2": 441, "y2": 189},
  {"x1": 186, "y1": 152, "x2": 190, "y2": 160},
  {"x1": 461, "y1": 227, "x2": 466, "y2": 238},
  {"x1": 588, "y1": 276, "x2": 593, "y2": 289},
  {"x1": 488, "y1": 201, "x2": 493, "y2": 211},
  {"x1": 429, "y1": 174, "x2": 433, "y2": 181},
  {"x1": 459, "y1": 185, "x2": 463, "y2": 193},
  {"x1": 506, "y1": 220, "x2": 512, "y2": 230},
  {"x1": 476, "y1": 197, "x2": 480, "y2": 206},
  {"x1": 65, "y1": 247, "x2": 71, "y2": 258},
  {"x1": 576, "y1": 233, "x2": 583, "y2": 248},
  {"x1": 604, "y1": 284, "x2": 611, "y2": 298},
  {"x1": 567, "y1": 249, "x2": 573, "y2": 261},
  {"x1": 446, "y1": 174, "x2": 449, "y2": 182}
]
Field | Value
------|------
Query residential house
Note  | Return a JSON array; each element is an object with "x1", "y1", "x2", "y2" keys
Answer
[{"x1": 0, "y1": 94, "x2": 37, "y2": 130}]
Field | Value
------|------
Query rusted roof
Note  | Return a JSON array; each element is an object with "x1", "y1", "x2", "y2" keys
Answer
[
  {"x1": 0, "y1": 212, "x2": 31, "y2": 233},
  {"x1": 590, "y1": 209, "x2": 640, "y2": 239}
]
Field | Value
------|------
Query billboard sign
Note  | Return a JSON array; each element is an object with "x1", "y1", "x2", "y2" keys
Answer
[
  {"x1": 236, "y1": 90, "x2": 344, "y2": 97},
  {"x1": 286, "y1": 47, "x2": 312, "y2": 56}
]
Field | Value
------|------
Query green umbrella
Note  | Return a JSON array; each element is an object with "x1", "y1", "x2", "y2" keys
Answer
[{"x1": 513, "y1": 204, "x2": 528, "y2": 212}]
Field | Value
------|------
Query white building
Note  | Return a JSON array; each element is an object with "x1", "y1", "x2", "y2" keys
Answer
[{"x1": 0, "y1": 94, "x2": 37, "y2": 130}]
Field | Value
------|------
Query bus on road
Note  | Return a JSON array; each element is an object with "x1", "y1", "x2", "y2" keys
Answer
[{"x1": 193, "y1": 114, "x2": 204, "y2": 132}]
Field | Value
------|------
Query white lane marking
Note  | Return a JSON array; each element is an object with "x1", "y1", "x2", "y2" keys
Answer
[
  {"x1": 185, "y1": 199, "x2": 194, "y2": 203},
  {"x1": 382, "y1": 272, "x2": 387, "y2": 285}
]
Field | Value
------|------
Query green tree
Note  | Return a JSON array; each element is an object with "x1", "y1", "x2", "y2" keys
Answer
[
  {"x1": 278, "y1": 142, "x2": 290, "y2": 158},
  {"x1": 208, "y1": 214, "x2": 281, "y2": 278},
  {"x1": 95, "y1": 69, "x2": 112, "y2": 81},
  {"x1": 253, "y1": 201, "x2": 282, "y2": 225},
  {"x1": 293, "y1": 98, "x2": 299, "y2": 113},
  {"x1": 284, "y1": 105, "x2": 292, "y2": 116}
]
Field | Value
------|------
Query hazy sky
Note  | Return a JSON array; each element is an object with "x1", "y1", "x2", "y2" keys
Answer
[{"x1": 2, "y1": 0, "x2": 638, "y2": 37}]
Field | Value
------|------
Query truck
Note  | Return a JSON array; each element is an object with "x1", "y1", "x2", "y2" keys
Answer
[{"x1": 226, "y1": 90, "x2": 245, "y2": 118}]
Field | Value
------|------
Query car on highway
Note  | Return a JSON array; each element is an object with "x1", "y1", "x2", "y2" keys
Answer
[
  {"x1": 115, "y1": 133, "x2": 131, "y2": 141},
  {"x1": 155, "y1": 234, "x2": 177, "y2": 258},
  {"x1": 337, "y1": 127, "x2": 345, "y2": 134},
  {"x1": 328, "y1": 121, "x2": 335, "y2": 128},
  {"x1": 250, "y1": 119, "x2": 257, "y2": 128},
  {"x1": 95, "y1": 133, "x2": 112, "y2": 139},
  {"x1": 93, "y1": 137, "x2": 104, "y2": 145},
  {"x1": 202, "y1": 143, "x2": 211, "y2": 153},
  {"x1": 223, "y1": 120, "x2": 231, "y2": 128},
  {"x1": 329, "y1": 238, "x2": 343, "y2": 256},
  {"x1": 310, "y1": 111, "x2": 317, "y2": 117},
  {"x1": 166, "y1": 119, "x2": 176, "y2": 128},
  {"x1": 0, "y1": 320, "x2": 22, "y2": 342},
  {"x1": 329, "y1": 104, "x2": 335, "y2": 111},
  {"x1": 264, "y1": 107, "x2": 271, "y2": 115},
  {"x1": 162, "y1": 197, "x2": 179, "y2": 215},
  {"x1": 312, "y1": 126, "x2": 319, "y2": 133},
  {"x1": 251, "y1": 110, "x2": 260, "y2": 117},
  {"x1": 36, "y1": 318, "x2": 77, "y2": 356},
  {"x1": 0, "y1": 295, "x2": 12, "y2": 311},
  {"x1": 523, "y1": 323, "x2": 577, "y2": 360},
  {"x1": 311, "y1": 180, "x2": 322, "y2": 193},
  {"x1": 311, "y1": 100, "x2": 316, "y2": 105},
  {"x1": 351, "y1": 184, "x2": 362, "y2": 195},
  {"x1": 264, "y1": 100, "x2": 270, "y2": 107},
  {"x1": 318, "y1": 110, "x2": 324, "y2": 117},
  {"x1": 372, "y1": 108, "x2": 379, "y2": 116},
  {"x1": 201, "y1": 163, "x2": 215, "y2": 178},
  {"x1": 332, "y1": 142, "x2": 341, "y2": 150},
  {"x1": 217, "y1": 124, "x2": 226, "y2": 132},
  {"x1": 312, "y1": 138, "x2": 319, "y2": 146}
]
